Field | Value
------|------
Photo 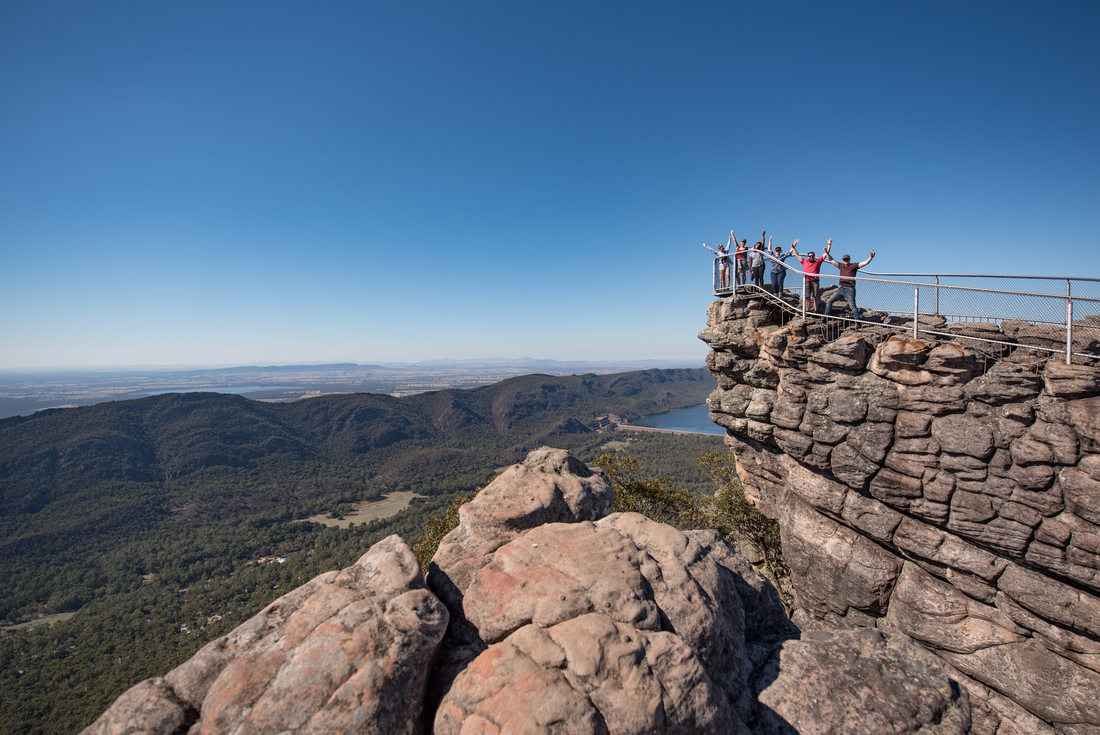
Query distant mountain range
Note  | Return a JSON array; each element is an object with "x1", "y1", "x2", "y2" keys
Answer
[
  {"x1": 0, "y1": 366, "x2": 714, "y2": 624},
  {"x1": 0, "y1": 359, "x2": 706, "y2": 418},
  {"x1": 0, "y1": 357, "x2": 701, "y2": 375},
  {"x1": 0, "y1": 367, "x2": 714, "y2": 523},
  {"x1": 195, "y1": 363, "x2": 395, "y2": 374}
]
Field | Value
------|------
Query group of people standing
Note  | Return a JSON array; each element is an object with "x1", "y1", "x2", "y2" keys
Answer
[{"x1": 703, "y1": 230, "x2": 875, "y2": 317}]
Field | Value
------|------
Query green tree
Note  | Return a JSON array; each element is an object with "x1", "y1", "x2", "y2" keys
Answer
[
  {"x1": 591, "y1": 453, "x2": 699, "y2": 528},
  {"x1": 697, "y1": 451, "x2": 788, "y2": 595}
]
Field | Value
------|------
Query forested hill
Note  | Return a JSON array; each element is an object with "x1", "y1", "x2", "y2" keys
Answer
[
  {"x1": 0, "y1": 367, "x2": 714, "y2": 593},
  {"x1": 0, "y1": 367, "x2": 718, "y2": 732},
  {"x1": 0, "y1": 368, "x2": 711, "y2": 513}
]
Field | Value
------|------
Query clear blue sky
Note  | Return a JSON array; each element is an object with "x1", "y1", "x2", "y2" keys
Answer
[{"x1": 2, "y1": 1, "x2": 1097, "y2": 368}]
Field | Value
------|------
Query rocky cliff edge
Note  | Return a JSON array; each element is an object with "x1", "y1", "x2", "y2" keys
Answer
[
  {"x1": 701, "y1": 295, "x2": 1100, "y2": 735},
  {"x1": 80, "y1": 447, "x2": 968, "y2": 735}
]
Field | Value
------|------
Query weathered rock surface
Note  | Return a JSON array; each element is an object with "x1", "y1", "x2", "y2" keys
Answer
[
  {"x1": 82, "y1": 535, "x2": 449, "y2": 735},
  {"x1": 435, "y1": 613, "x2": 739, "y2": 735},
  {"x1": 83, "y1": 447, "x2": 970, "y2": 735},
  {"x1": 755, "y1": 628, "x2": 971, "y2": 735},
  {"x1": 426, "y1": 446, "x2": 617, "y2": 707},
  {"x1": 430, "y1": 446, "x2": 616, "y2": 602},
  {"x1": 703, "y1": 295, "x2": 1100, "y2": 732}
]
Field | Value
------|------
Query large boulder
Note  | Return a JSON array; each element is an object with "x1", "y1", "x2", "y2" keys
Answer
[
  {"x1": 429, "y1": 446, "x2": 615, "y2": 606},
  {"x1": 426, "y1": 447, "x2": 616, "y2": 702},
  {"x1": 448, "y1": 512, "x2": 796, "y2": 726},
  {"x1": 81, "y1": 535, "x2": 448, "y2": 735},
  {"x1": 435, "y1": 613, "x2": 740, "y2": 735}
]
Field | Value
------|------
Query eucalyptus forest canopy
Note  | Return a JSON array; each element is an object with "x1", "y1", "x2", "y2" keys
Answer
[{"x1": 0, "y1": 368, "x2": 720, "y2": 734}]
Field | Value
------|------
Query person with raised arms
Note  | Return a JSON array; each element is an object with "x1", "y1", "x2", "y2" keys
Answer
[
  {"x1": 732, "y1": 230, "x2": 750, "y2": 286},
  {"x1": 702, "y1": 230, "x2": 735, "y2": 289},
  {"x1": 771, "y1": 239, "x2": 797, "y2": 295},
  {"x1": 789, "y1": 239, "x2": 829, "y2": 313},
  {"x1": 822, "y1": 244, "x2": 875, "y2": 318},
  {"x1": 749, "y1": 237, "x2": 767, "y2": 289}
]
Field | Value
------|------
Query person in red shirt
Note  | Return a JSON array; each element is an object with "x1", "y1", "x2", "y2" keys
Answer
[
  {"x1": 731, "y1": 231, "x2": 750, "y2": 286},
  {"x1": 790, "y1": 240, "x2": 828, "y2": 313},
  {"x1": 823, "y1": 245, "x2": 875, "y2": 318}
]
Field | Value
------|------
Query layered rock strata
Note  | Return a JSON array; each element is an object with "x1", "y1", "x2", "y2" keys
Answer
[
  {"x1": 82, "y1": 447, "x2": 970, "y2": 734},
  {"x1": 701, "y1": 295, "x2": 1100, "y2": 734}
]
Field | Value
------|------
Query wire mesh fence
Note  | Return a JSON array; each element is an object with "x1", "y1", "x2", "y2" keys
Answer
[{"x1": 711, "y1": 255, "x2": 1100, "y2": 363}]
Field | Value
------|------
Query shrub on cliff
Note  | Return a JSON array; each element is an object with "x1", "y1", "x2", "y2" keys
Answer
[
  {"x1": 413, "y1": 493, "x2": 475, "y2": 573},
  {"x1": 697, "y1": 450, "x2": 789, "y2": 595}
]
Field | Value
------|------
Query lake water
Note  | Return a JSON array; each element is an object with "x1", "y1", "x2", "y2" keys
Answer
[{"x1": 630, "y1": 405, "x2": 724, "y2": 435}]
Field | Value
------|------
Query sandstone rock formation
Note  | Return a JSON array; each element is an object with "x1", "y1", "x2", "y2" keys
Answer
[
  {"x1": 81, "y1": 447, "x2": 970, "y2": 734},
  {"x1": 81, "y1": 535, "x2": 449, "y2": 735},
  {"x1": 702, "y1": 295, "x2": 1100, "y2": 734}
]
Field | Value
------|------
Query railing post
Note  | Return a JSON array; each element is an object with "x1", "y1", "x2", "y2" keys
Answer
[
  {"x1": 1066, "y1": 279, "x2": 1073, "y2": 365},
  {"x1": 802, "y1": 274, "x2": 807, "y2": 320},
  {"x1": 913, "y1": 286, "x2": 919, "y2": 339},
  {"x1": 934, "y1": 276, "x2": 940, "y2": 315}
]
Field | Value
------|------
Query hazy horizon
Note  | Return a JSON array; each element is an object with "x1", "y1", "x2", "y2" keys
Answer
[
  {"x1": 0, "y1": 356, "x2": 711, "y2": 419},
  {"x1": 0, "y1": 355, "x2": 706, "y2": 374}
]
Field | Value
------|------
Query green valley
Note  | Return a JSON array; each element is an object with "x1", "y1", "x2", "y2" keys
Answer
[{"x1": 0, "y1": 368, "x2": 722, "y2": 734}]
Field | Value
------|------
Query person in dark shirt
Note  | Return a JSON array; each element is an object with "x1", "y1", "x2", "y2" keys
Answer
[{"x1": 823, "y1": 244, "x2": 875, "y2": 318}]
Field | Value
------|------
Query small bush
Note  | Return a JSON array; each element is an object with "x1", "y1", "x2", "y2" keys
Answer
[{"x1": 412, "y1": 494, "x2": 474, "y2": 573}]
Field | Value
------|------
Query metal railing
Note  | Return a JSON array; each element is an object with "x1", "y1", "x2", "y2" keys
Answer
[{"x1": 711, "y1": 253, "x2": 1100, "y2": 364}]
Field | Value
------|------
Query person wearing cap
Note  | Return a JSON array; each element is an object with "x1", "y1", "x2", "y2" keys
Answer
[
  {"x1": 789, "y1": 239, "x2": 829, "y2": 313},
  {"x1": 823, "y1": 243, "x2": 875, "y2": 318},
  {"x1": 771, "y1": 239, "x2": 796, "y2": 295}
]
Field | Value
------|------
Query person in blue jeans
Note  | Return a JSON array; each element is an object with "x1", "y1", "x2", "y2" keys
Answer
[
  {"x1": 702, "y1": 231, "x2": 735, "y2": 289},
  {"x1": 749, "y1": 241, "x2": 767, "y2": 288},
  {"x1": 823, "y1": 246, "x2": 875, "y2": 318},
  {"x1": 771, "y1": 239, "x2": 796, "y2": 294}
]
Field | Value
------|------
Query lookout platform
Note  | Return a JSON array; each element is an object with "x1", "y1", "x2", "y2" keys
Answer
[{"x1": 711, "y1": 254, "x2": 1100, "y2": 365}]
